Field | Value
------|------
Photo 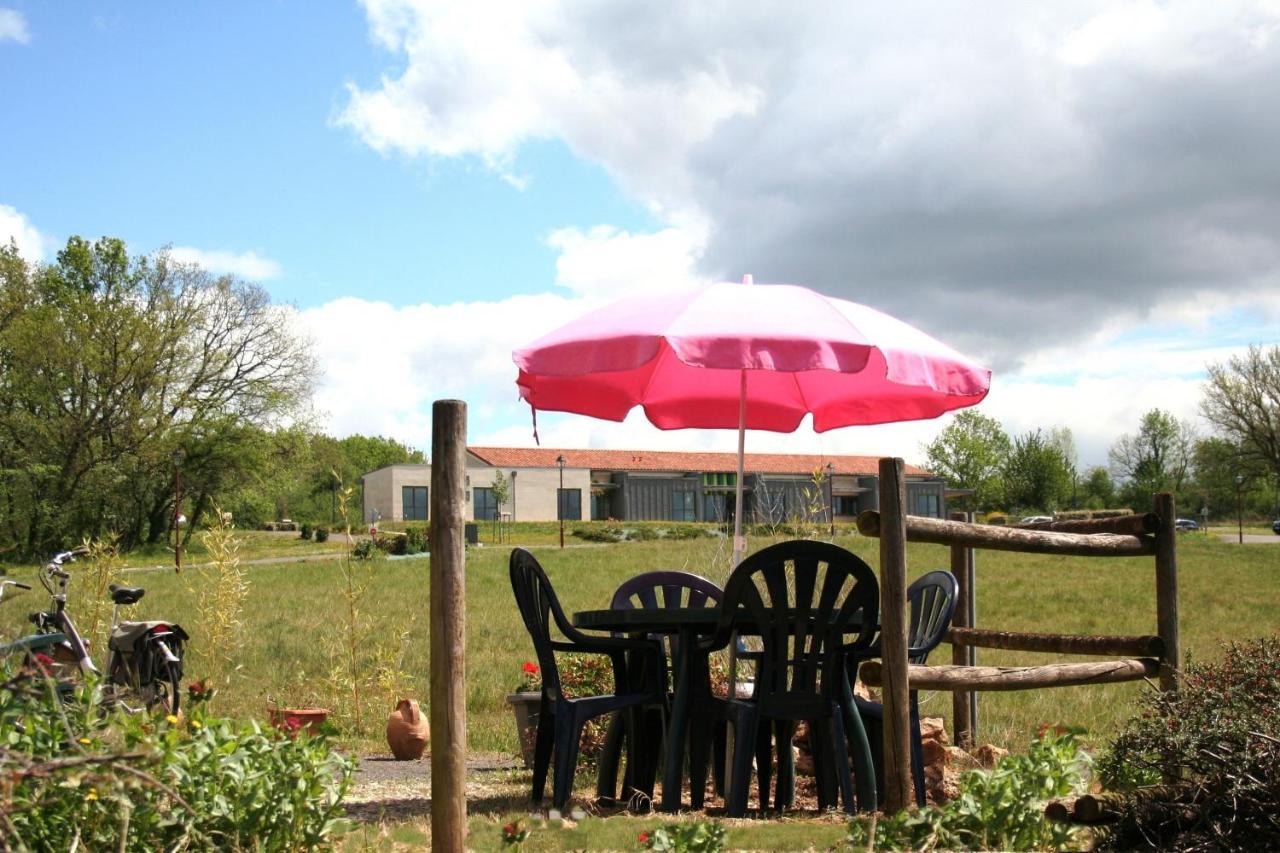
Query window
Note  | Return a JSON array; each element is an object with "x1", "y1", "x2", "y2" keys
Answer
[
  {"x1": 557, "y1": 488, "x2": 582, "y2": 521},
  {"x1": 914, "y1": 493, "x2": 940, "y2": 517},
  {"x1": 402, "y1": 486, "x2": 428, "y2": 521},
  {"x1": 591, "y1": 491, "x2": 612, "y2": 521},
  {"x1": 701, "y1": 472, "x2": 737, "y2": 487},
  {"x1": 473, "y1": 487, "x2": 498, "y2": 521},
  {"x1": 834, "y1": 495, "x2": 858, "y2": 516},
  {"x1": 672, "y1": 490, "x2": 696, "y2": 522}
]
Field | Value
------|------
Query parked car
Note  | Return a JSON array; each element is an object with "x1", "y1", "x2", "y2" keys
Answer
[
  {"x1": 1273, "y1": 519, "x2": 1280, "y2": 535},
  {"x1": 1019, "y1": 515, "x2": 1054, "y2": 525},
  {"x1": 1174, "y1": 518, "x2": 1199, "y2": 532}
]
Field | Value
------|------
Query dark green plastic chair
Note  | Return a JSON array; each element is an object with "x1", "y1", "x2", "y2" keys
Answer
[
  {"x1": 690, "y1": 540, "x2": 880, "y2": 816},
  {"x1": 509, "y1": 548, "x2": 666, "y2": 809}
]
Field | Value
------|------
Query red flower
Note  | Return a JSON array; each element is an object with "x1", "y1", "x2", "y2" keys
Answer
[
  {"x1": 522, "y1": 661, "x2": 539, "y2": 675},
  {"x1": 33, "y1": 653, "x2": 54, "y2": 666},
  {"x1": 503, "y1": 822, "x2": 516, "y2": 835},
  {"x1": 638, "y1": 831, "x2": 650, "y2": 844}
]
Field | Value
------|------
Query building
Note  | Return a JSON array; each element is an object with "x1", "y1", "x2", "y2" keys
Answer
[{"x1": 360, "y1": 447, "x2": 947, "y2": 524}]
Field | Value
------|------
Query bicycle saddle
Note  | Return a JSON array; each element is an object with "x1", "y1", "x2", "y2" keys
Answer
[{"x1": 108, "y1": 584, "x2": 145, "y2": 605}]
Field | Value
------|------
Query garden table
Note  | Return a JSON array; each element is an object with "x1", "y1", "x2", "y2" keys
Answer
[{"x1": 573, "y1": 607, "x2": 877, "y2": 812}]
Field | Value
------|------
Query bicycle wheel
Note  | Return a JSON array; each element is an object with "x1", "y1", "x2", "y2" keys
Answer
[{"x1": 138, "y1": 659, "x2": 181, "y2": 716}]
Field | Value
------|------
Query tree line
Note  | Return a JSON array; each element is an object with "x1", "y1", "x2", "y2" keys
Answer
[
  {"x1": 1, "y1": 237, "x2": 422, "y2": 558},
  {"x1": 924, "y1": 345, "x2": 1280, "y2": 520}
]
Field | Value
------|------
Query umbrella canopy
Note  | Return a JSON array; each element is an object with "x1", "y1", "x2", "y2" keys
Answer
[
  {"x1": 514, "y1": 281, "x2": 990, "y2": 431},
  {"x1": 513, "y1": 280, "x2": 991, "y2": 565}
]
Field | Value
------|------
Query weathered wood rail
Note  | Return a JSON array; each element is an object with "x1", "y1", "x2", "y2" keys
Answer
[
  {"x1": 860, "y1": 658, "x2": 1160, "y2": 691},
  {"x1": 946, "y1": 627, "x2": 1165, "y2": 658}
]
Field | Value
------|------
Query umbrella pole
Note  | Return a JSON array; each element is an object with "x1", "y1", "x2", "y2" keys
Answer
[{"x1": 732, "y1": 369, "x2": 747, "y2": 568}]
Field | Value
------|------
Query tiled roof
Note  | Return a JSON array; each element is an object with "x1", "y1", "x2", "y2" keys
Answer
[{"x1": 467, "y1": 446, "x2": 932, "y2": 477}]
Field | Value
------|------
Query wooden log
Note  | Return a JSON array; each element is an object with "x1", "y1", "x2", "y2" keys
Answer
[
  {"x1": 856, "y1": 511, "x2": 1156, "y2": 557},
  {"x1": 1012, "y1": 513, "x2": 1160, "y2": 536},
  {"x1": 859, "y1": 658, "x2": 1159, "y2": 692},
  {"x1": 1074, "y1": 792, "x2": 1127, "y2": 824},
  {"x1": 877, "y1": 458, "x2": 914, "y2": 813},
  {"x1": 946, "y1": 627, "x2": 1165, "y2": 658},
  {"x1": 430, "y1": 400, "x2": 468, "y2": 852},
  {"x1": 1044, "y1": 798, "x2": 1076, "y2": 823},
  {"x1": 1154, "y1": 493, "x2": 1179, "y2": 692},
  {"x1": 949, "y1": 511, "x2": 973, "y2": 748}
]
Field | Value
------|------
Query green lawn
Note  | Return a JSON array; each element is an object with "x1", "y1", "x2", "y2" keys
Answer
[{"x1": 3, "y1": 528, "x2": 1276, "y2": 756}]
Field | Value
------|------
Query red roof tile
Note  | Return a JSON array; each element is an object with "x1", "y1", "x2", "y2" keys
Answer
[{"x1": 467, "y1": 447, "x2": 932, "y2": 477}]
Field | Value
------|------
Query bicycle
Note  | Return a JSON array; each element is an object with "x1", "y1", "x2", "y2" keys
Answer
[{"x1": 10, "y1": 548, "x2": 189, "y2": 714}]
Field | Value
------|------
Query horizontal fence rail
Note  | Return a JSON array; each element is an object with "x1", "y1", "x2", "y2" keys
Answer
[
  {"x1": 856, "y1": 511, "x2": 1157, "y2": 557},
  {"x1": 945, "y1": 627, "x2": 1165, "y2": 658},
  {"x1": 860, "y1": 658, "x2": 1159, "y2": 692}
]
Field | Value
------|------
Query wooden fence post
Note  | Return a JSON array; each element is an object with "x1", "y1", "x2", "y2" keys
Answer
[
  {"x1": 949, "y1": 511, "x2": 974, "y2": 748},
  {"x1": 878, "y1": 458, "x2": 913, "y2": 812},
  {"x1": 1153, "y1": 493, "x2": 1179, "y2": 692},
  {"x1": 430, "y1": 400, "x2": 467, "y2": 851}
]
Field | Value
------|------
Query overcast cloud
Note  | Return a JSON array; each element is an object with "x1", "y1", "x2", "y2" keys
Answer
[{"x1": 342, "y1": 0, "x2": 1280, "y2": 368}]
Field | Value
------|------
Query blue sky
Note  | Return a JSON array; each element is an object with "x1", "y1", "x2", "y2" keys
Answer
[
  {"x1": 4, "y1": 2, "x2": 1278, "y2": 468},
  {"x1": 0, "y1": 2, "x2": 653, "y2": 307}
]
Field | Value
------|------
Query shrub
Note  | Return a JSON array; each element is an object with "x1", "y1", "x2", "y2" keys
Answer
[
  {"x1": 641, "y1": 820, "x2": 728, "y2": 851},
  {"x1": 314, "y1": 526, "x2": 329, "y2": 543},
  {"x1": 665, "y1": 524, "x2": 709, "y2": 541},
  {"x1": 300, "y1": 523, "x2": 313, "y2": 540},
  {"x1": 1096, "y1": 637, "x2": 1280, "y2": 851},
  {"x1": 626, "y1": 526, "x2": 659, "y2": 541},
  {"x1": 404, "y1": 526, "x2": 429, "y2": 554},
  {"x1": 351, "y1": 539, "x2": 379, "y2": 560},
  {"x1": 572, "y1": 524, "x2": 625, "y2": 543},
  {"x1": 846, "y1": 731, "x2": 1087, "y2": 851},
  {"x1": 0, "y1": 669, "x2": 352, "y2": 850},
  {"x1": 376, "y1": 533, "x2": 408, "y2": 556}
]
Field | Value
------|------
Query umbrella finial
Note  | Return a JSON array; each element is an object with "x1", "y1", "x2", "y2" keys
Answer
[{"x1": 742, "y1": 274, "x2": 754, "y2": 285}]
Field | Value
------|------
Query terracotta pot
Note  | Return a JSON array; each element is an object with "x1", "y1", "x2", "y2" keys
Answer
[
  {"x1": 506, "y1": 692, "x2": 542, "y2": 769},
  {"x1": 386, "y1": 698, "x2": 430, "y2": 760},
  {"x1": 268, "y1": 707, "x2": 329, "y2": 738}
]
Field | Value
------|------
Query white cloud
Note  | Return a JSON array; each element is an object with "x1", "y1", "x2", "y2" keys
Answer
[
  {"x1": 0, "y1": 8, "x2": 29, "y2": 44},
  {"x1": 546, "y1": 223, "x2": 710, "y2": 300},
  {"x1": 167, "y1": 247, "x2": 282, "y2": 281},
  {"x1": 0, "y1": 204, "x2": 44, "y2": 261},
  {"x1": 341, "y1": 0, "x2": 1280, "y2": 367}
]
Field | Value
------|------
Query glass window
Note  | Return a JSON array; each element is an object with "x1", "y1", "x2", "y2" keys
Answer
[
  {"x1": 673, "y1": 490, "x2": 696, "y2": 522},
  {"x1": 834, "y1": 495, "x2": 858, "y2": 516},
  {"x1": 557, "y1": 488, "x2": 582, "y2": 521},
  {"x1": 913, "y1": 493, "x2": 940, "y2": 517},
  {"x1": 473, "y1": 487, "x2": 497, "y2": 521},
  {"x1": 402, "y1": 486, "x2": 428, "y2": 521},
  {"x1": 591, "y1": 491, "x2": 612, "y2": 521}
]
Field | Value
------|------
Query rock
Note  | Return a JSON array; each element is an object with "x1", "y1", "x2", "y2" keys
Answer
[
  {"x1": 974, "y1": 743, "x2": 1009, "y2": 768},
  {"x1": 922, "y1": 737, "x2": 949, "y2": 767},
  {"x1": 944, "y1": 745, "x2": 981, "y2": 771},
  {"x1": 919, "y1": 716, "x2": 948, "y2": 744}
]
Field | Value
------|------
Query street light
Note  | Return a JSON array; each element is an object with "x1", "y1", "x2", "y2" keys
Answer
[
  {"x1": 171, "y1": 448, "x2": 185, "y2": 573},
  {"x1": 825, "y1": 462, "x2": 835, "y2": 537},
  {"x1": 1236, "y1": 474, "x2": 1245, "y2": 544},
  {"x1": 556, "y1": 454, "x2": 566, "y2": 549}
]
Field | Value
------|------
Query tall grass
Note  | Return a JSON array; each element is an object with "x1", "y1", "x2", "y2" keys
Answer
[{"x1": 1, "y1": 529, "x2": 1276, "y2": 753}]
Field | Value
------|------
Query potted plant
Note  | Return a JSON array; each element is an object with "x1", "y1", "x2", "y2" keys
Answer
[
  {"x1": 505, "y1": 661, "x2": 542, "y2": 768},
  {"x1": 267, "y1": 690, "x2": 331, "y2": 738}
]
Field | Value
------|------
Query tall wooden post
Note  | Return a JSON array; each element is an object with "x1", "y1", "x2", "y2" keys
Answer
[
  {"x1": 1153, "y1": 493, "x2": 1179, "y2": 692},
  {"x1": 949, "y1": 512, "x2": 973, "y2": 748},
  {"x1": 878, "y1": 458, "x2": 913, "y2": 812},
  {"x1": 430, "y1": 400, "x2": 467, "y2": 851}
]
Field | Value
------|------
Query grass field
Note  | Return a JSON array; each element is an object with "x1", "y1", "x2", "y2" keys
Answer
[{"x1": 3, "y1": 525, "x2": 1277, "y2": 757}]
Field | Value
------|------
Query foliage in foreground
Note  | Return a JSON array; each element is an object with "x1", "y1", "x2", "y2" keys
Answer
[
  {"x1": 1097, "y1": 636, "x2": 1280, "y2": 851},
  {"x1": 0, "y1": 668, "x2": 353, "y2": 851},
  {"x1": 846, "y1": 731, "x2": 1088, "y2": 851}
]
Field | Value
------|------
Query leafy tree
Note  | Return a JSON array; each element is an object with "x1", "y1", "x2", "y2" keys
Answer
[
  {"x1": 1108, "y1": 409, "x2": 1195, "y2": 509},
  {"x1": 0, "y1": 238, "x2": 315, "y2": 555},
  {"x1": 489, "y1": 469, "x2": 511, "y2": 540},
  {"x1": 923, "y1": 411, "x2": 1011, "y2": 510},
  {"x1": 1079, "y1": 466, "x2": 1117, "y2": 509},
  {"x1": 1001, "y1": 430, "x2": 1074, "y2": 512},
  {"x1": 1201, "y1": 345, "x2": 1280, "y2": 486}
]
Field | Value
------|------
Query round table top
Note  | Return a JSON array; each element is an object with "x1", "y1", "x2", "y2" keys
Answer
[{"x1": 573, "y1": 607, "x2": 721, "y2": 633}]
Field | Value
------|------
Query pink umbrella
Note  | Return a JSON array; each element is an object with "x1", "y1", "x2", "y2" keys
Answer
[{"x1": 513, "y1": 279, "x2": 990, "y2": 565}]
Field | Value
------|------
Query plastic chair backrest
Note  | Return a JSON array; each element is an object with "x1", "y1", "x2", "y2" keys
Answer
[
  {"x1": 509, "y1": 548, "x2": 586, "y2": 699},
  {"x1": 905, "y1": 570, "x2": 958, "y2": 665},
  {"x1": 713, "y1": 540, "x2": 879, "y2": 715},
  {"x1": 610, "y1": 570, "x2": 723, "y2": 663}
]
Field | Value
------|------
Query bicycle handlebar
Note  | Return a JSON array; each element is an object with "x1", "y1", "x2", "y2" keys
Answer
[{"x1": 1, "y1": 580, "x2": 32, "y2": 590}]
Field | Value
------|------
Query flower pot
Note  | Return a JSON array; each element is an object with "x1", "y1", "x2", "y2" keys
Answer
[
  {"x1": 268, "y1": 707, "x2": 329, "y2": 738},
  {"x1": 505, "y1": 692, "x2": 542, "y2": 768},
  {"x1": 386, "y1": 698, "x2": 430, "y2": 760}
]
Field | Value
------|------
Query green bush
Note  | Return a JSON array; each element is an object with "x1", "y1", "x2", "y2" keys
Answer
[
  {"x1": 404, "y1": 526, "x2": 429, "y2": 554},
  {"x1": 642, "y1": 820, "x2": 728, "y2": 851},
  {"x1": 0, "y1": 670, "x2": 352, "y2": 850},
  {"x1": 846, "y1": 731, "x2": 1087, "y2": 851},
  {"x1": 314, "y1": 526, "x2": 329, "y2": 543},
  {"x1": 1097, "y1": 637, "x2": 1280, "y2": 851},
  {"x1": 626, "y1": 526, "x2": 659, "y2": 541},
  {"x1": 351, "y1": 539, "x2": 379, "y2": 560},
  {"x1": 665, "y1": 524, "x2": 709, "y2": 541},
  {"x1": 300, "y1": 523, "x2": 313, "y2": 540},
  {"x1": 572, "y1": 524, "x2": 625, "y2": 543}
]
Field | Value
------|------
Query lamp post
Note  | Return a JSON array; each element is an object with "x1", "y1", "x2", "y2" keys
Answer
[
  {"x1": 171, "y1": 448, "x2": 185, "y2": 573},
  {"x1": 1236, "y1": 474, "x2": 1245, "y2": 544},
  {"x1": 556, "y1": 455, "x2": 566, "y2": 549},
  {"x1": 826, "y1": 462, "x2": 835, "y2": 537}
]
